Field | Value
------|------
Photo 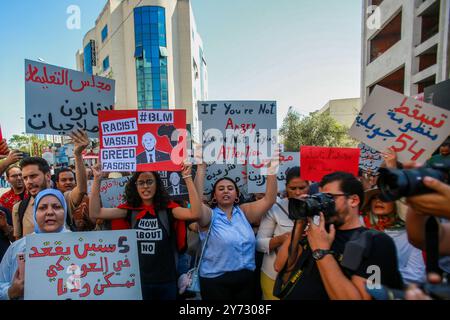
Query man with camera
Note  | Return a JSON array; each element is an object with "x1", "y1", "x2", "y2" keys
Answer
[{"x1": 274, "y1": 171, "x2": 403, "y2": 300}]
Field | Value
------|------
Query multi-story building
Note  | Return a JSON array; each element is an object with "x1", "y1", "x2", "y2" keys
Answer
[
  {"x1": 318, "y1": 98, "x2": 362, "y2": 128},
  {"x1": 75, "y1": 0, "x2": 208, "y2": 137},
  {"x1": 361, "y1": 0, "x2": 450, "y2": 103}
]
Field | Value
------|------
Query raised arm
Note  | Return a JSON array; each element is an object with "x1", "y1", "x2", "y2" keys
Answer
[
  {"x1": 193, "y1": 161, "x2": 212, "y2": 228},
  {"x1": 0, "y1": 150, "x2": 23, "y2": 177},
  {"x1": 172, "y1": 163, "x2": 207, "y2": 224},
  {"x1": 88, "y1": 165, "x2": 127, "y2": 220},
  {"x1": 68, "y1": 129, "x2": 89, "y2": 207}
]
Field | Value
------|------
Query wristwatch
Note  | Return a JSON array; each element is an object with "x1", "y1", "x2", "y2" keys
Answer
[{"x1": 312, "y1": 249, "x2": 335, "y2": 261}]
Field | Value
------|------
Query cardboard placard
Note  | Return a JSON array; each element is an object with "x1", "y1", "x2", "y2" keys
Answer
[
  {"x1": 24, "y1": 230, "x2": 142, "y2": 300},
  {"x1": 300, "y1": 146, "x2": 360, "y2": 182},
  {"x1": 349, "y1": 86, "x2": 450, "y2": 163},
  {"x1": 25, "y1": 60, "x2": 115, "y2": 137}
]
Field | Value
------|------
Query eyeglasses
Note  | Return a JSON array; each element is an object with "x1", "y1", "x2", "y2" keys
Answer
[{"x1": 136, "y1": 179, "x2": 155, "y2": 188}]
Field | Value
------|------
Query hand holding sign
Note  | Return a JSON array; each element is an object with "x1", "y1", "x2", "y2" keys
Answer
[
  {"x1": 8, "y1": 269, "x2": 25, "y2": 300},
  {"x1": 381, "y1": 147, "x2": 398, "y2": 169},
  {"x1": 0, "y1": 139, "x2": 10, "y2": 157},
  {"x1": 69, "y1": 129, "x2": 90, "y2": 156}
]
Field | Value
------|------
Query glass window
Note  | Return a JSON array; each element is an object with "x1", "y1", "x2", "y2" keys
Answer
[
  {"x1": 101, "y1": 25, "x2": 108, "y2": 42},
  {"x1": 161, "y1": 79, "x2": 168, "y2": 90},
  {"x1": 134, "y1": 11, "x2": 142, "y2": 25},
  {"x1": 150, "y1": 46, "x2": 159, "y2": 57},
  {"x1": 83, "y1": 42, "x2": 93, "y2": 74},
  {"x1": 150, "y1": 12, "x2": 158, "y2": 23},
  {"x1": 135, "y1": 46, "x2": 143, "y2": 58},
  {"x1": 159, "y1": 46, "x2": 168, "y2": 57},
  {"x1": 145, "y1": 81, "x2": 153, "y2": 91},
  {"x1": 153, "y1": 81, "x2": 161, "y2": 91},
  {"x1": 150, "y1": 24, "x2": 158, "y2": 34},
  {"x1": 102, "y1": 56, "x2": 110, "y2": 71}
]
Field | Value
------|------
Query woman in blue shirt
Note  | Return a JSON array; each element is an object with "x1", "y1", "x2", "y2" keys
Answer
[{"x1": 194, "y1": 160, "x2": 278, "y2": 300}]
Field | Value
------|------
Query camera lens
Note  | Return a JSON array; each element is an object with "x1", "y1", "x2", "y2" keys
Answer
[{"x1": 378, "y1": 167, "x2": 447, "y2": 201}]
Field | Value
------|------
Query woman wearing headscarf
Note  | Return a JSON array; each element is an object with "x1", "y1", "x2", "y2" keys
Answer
[{"x1": 0, "y1": 189, "x2": 70, "y2": 300}]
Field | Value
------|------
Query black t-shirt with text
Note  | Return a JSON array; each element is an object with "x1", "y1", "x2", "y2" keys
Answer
[
  {"x1": 284, "y1": 227, "x2": 404, "y2": 300},
  {"x1": 133, "y1": 211, "x2": 177, "y2": 285}
]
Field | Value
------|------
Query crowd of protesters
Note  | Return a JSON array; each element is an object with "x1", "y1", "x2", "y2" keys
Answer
[{"x1": 0, "y1": 130, "x2": 450, "y2": 301}]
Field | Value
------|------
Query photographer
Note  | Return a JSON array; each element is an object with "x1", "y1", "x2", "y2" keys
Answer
[{"x1": 274, "y1": 172, "x2": 403, "y2": 300}]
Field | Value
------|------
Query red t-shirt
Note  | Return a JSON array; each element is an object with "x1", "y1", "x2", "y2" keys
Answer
[{"x1": 0, "y1": 189, "x2": 27, "y2": 213}]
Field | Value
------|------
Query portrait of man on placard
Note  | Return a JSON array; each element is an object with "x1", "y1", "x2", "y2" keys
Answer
[
  {"x1": 136, "y1": 132, "x2": 171, "y2": 164},
  {"x1": 168, "y1": 172, "x2": 188, "y2": 196}
]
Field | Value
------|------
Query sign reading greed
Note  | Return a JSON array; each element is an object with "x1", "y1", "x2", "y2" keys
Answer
[
  {"x1": 24, "y1": 230, "x2": 142, "y2": 300},
  {"x1": 25, "y1": 59, "x2": 115, "y2": 137},
  {"x1": 98, "y1": 110, "x2": 187, "y2": 172}
]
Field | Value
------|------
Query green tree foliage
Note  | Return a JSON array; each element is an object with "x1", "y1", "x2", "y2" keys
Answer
[
  {"x1": 280, "y1": 107, "x2": 357, "y2": 152},
  {"x1": 8, "y1": 134, "x2": 52, "y2": 156}
]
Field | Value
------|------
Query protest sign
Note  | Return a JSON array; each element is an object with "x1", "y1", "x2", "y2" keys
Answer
[
  {"x1": 158, "y1": 171, "x2": 189, "y2": 199},
  {"x1": 358, "y1": 143, "x2": 383, "y2": 173},
  {"x1": 248, "y1": 152, "x2": 300, "y2": 193},
  {"x1": 349, "y1": 86, "x2": 450, "y2": 163},
  {"x1": 198, "y1": 101, "x2": 278, "y2": 165},
  {"x1": 204, "y1": 164, "x2": 248, "y2": 199},
  {"x1": 25, "y1": 60, "x2": 115, "y2": 137},
  {"x1": 424, "y1": 80, "x2": 450, "y2": 111},
  {"x1": 0, "y1": 125, "x2": 2, "y2": 141},
  {"x1": 98, "y1": 176, "x2": 130, "y2": 208},
  {"x1": 300, "y1": 146, "x2": 360, "y2": 182},
  {"x1": 24, "y1": 230, "x2": 142, "y2": 300},
  {"x1": 98, "y1": 110, "x2": 187, "y2": 172}
]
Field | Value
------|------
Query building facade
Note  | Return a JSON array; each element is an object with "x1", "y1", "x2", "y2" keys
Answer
[
  {"x1": 318, "y1": 98, "x2": 362, "y2": 128},
  {"x1": 361, "y1": 0, "x2": 450, "y2": 103},
  {"x1": 76, "y1": 0, "x2": 208, "y2": 136}
]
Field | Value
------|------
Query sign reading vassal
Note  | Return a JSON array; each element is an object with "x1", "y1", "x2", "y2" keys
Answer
[{"x1": 25, "y1": 59, "x2": 115, "y2": 137}]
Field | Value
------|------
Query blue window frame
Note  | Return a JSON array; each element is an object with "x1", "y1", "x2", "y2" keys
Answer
[
  {"x1": 101, "y1": 25, "x2": 108, "y2": 42},
  {"x1": 83, "y1": 42, "x2": 93, "y2": 74},
  {"x1": 134, "y1": 6, "x2": 168, "y2": 110},
  {"x1": 103, "y1": 56, "x2": 110, "y2": 71}
]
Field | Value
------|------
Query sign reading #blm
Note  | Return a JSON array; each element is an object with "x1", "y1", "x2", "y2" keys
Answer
[{"x1": 98, "y1": 109, "x2": 187, "y2": 172}]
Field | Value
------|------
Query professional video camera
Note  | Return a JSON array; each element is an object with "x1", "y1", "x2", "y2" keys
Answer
[
  {"x1": 377, "y1": 160, "x2": 450, "y2": 202},
  {"x1": 288, "y1": 193, "x2": 336, "y2": 220}
]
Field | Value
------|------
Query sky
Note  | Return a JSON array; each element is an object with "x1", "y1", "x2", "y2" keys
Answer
[{"x1": 0, "y1": 0, "x2": 363, "y2": 140}]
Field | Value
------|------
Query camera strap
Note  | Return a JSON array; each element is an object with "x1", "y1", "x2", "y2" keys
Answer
[{"x1": 425, "y1": 217, "x2": 442, "y2": 275}]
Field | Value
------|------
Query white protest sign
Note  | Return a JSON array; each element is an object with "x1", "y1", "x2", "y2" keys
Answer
[
  {"x1": 99, "y1": 177, "x2": 131, "y2": 208},
  {"x1": 198, "y1": 101, "x2": 278, "y2": 165},
  {"x1": 358, "y1": 143, "x2": 383, "y2": 173},
  {"x1": 24, "y1": 230, "x2": 142, "y2": 300},
  {"x1": 204, "y1": 164, "x2": 248, "y2": 199},
  {"x1": 25, "y1": 59, "x2": 115, "y2": 137},
  {"x1": 247, "y1": 152, "x2": 300, "y2": 193},
  {"x1": 349, "y1": 86, "x2": 450, "y2": 163}
]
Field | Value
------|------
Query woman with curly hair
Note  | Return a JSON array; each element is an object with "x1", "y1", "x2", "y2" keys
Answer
[{"x1": 89, "y1": 164, "x2": 206, "y2": 300}]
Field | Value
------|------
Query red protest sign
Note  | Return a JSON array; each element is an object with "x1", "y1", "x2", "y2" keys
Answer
[
  {"x1": 300, "y1": 146, "x2": 360, "y2": 182},
  {"x1": 0, "y1": 125, "x2": 3, "y2": 141},
  {"x1": 98, "y1": 110, "x2": 187, "y2": 172}
]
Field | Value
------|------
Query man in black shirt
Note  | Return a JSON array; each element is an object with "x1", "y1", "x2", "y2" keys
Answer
[{"x1": 275, "y1": 172, "x2": 404, "y2": 300}]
